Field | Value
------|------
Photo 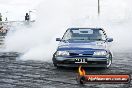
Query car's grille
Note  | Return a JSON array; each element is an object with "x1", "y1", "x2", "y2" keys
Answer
[
  {"x1": 70, "y1": 53, "x2": 78, "y2": 56},
  {"x1": 70, "y1": 53, "x2": 93, "y2": 56},
  {"x1": 83, "y1": 54, "x2": 93, "y2": 55}
]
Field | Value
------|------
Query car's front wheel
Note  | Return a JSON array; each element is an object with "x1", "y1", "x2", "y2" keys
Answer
[
  {"x1": 53, "y1": 62, "x2": 58, "y2": 67},
  {"x1": 106, "y1": 53, "x2": 112, "y2": 68},
  {"x1": 52, "y1": 57, "x2": 57, "y2": 66}
]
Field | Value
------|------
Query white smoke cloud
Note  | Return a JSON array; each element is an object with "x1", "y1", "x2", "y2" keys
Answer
[{"x1": 4, "y1": 0, "x2": 132, "y2": 61}]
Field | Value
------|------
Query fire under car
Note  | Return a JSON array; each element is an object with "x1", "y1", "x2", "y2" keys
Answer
[{"x1": 52, "y1": 28, "x2": 113, "y2": 68}]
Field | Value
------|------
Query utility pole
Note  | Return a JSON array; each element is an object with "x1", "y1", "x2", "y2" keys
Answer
[{"x1": 98, "y1": 0, "x2": 100, "y2": 16}]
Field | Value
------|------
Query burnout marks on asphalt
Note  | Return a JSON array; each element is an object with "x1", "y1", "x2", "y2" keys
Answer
[{"x1": 0, "y1": 52, "x2": 131, "y2": 87}]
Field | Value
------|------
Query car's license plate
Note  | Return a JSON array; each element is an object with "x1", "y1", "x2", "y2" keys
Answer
[{"x1": 75, "y1": 58, "x2": 87, "y2": 63}]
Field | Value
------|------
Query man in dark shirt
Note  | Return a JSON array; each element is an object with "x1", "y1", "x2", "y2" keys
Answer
[{"x1": 25, "y1": 13, "x2": 30, "y2": 21}]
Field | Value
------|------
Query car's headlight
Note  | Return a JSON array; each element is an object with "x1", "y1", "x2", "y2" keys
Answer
[
  {"x1": 56, "y1": 51, "x2": 69, "y2": 56},
  {"x1": 93, "y1": 51, "x2": 107, "y2": 56}
]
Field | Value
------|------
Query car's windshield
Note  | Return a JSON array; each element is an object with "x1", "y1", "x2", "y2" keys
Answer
[{"x1": 62, "y1": 28, "x2": 107, "y2": 41}]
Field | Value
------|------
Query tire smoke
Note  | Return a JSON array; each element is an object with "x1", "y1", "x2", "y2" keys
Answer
[{"x1": 4, "y1": 0, "x2": 132, "y2": 61}]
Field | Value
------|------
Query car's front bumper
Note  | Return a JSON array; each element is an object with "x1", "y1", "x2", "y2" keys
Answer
[{"x1": 53, "y1": 57, "x2": 109, "y2": 67}]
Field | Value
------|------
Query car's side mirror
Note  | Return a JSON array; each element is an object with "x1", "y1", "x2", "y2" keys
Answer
[
  {"x1": 56, "y1": 38, "x2": 62, "y2": 41},
  {"x1": 106, "y1": 38, "x2": 113, "y2": 42}
]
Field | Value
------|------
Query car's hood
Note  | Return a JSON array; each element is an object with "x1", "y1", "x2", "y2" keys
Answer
[{"x1": 58, "y1": 40, "x2": 107, "y2": 50}]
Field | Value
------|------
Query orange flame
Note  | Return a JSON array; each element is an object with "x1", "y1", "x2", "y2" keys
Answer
[{"x1": 78, "y1": 66, "x2": 86, "y2": 76}]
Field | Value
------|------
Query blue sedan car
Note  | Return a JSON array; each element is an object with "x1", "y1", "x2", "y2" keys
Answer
[{"x1": 52, "y1": 28, "x2": 113, "y2": 68}]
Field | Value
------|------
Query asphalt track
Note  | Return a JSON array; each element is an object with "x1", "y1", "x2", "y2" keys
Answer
[{"x1": 0, "y1": 51, "x2": 131, "y2": 88}]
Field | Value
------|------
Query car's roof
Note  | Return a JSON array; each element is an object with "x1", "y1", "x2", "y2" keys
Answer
[
  {"x1": 68, "y1": 28, "x2": 103, "y2": 30},
  {"x1": 67, "y1": 28, "x2": 105, "y2": 32}
]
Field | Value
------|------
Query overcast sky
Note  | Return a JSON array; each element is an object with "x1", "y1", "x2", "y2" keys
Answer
[
  {"x1": 0, "y1": 0, "x2": 132, "y2": 21},
  {"x1": 0, "y1": 0, "x2": 42, "y2": 21},
  {"x1": 0, "y1": 0, "x2": 41, "y2": 7}
]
